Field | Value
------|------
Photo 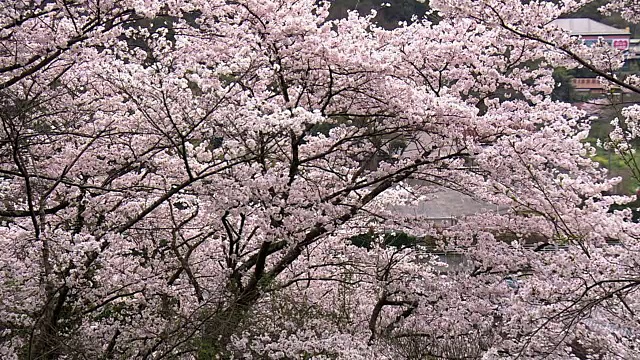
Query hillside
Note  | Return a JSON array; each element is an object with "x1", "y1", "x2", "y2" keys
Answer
[
  {"x1": 328, "y1": 0, "x2": 431, "y2": 28},
  {"x1": 329, "y1": 0, "x2": 635, "y2": 35}
]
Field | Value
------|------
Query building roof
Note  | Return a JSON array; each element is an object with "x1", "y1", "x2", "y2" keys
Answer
[{"x1": 552, "y1": 18, "x2": 630, "y2": 36}]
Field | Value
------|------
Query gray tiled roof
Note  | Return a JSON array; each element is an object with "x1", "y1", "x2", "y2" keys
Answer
[
  {"x1": 390, "y1": 188, "x2": 500, "y2": 219},
  {"x1": 552, "y1": 18, "x2": 630, "y2": 36}
]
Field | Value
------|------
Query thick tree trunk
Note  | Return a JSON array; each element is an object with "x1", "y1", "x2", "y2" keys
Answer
[{"x1": 29, "y1": 286, "x2": 68, "y2": 360}]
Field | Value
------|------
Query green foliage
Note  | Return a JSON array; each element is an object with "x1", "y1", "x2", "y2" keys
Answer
[
  {"x1": 350, "y1": 231, "x2": 419, "y2": 249},
  {"x1": 328, "y1": 0, "x2": 432, "y2": 28},
  {"x1": 583, "y1": 139, "x2": 640, "y2": 194},
  {"x1": 584, "y1": 95, "x2": 640, "y2": 194},
  {"x1": 196, "y1": 339, "x2": 225, "y2": 359},
  {"x1": 552, "y1": 67, "x2": 577, "y2": 103},
  {"x1": 610, "y1": 198, "x2": 640, "y2": 222}
]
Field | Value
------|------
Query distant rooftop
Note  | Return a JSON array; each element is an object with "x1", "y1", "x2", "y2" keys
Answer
[{"x1": 552, "y1": 18, "x2": 630, "y2": 36}]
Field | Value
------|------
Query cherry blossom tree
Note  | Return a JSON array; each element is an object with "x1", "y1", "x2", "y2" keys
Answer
[{"x1": 0, "y1": 0, "x2": 639, "y2": 359}]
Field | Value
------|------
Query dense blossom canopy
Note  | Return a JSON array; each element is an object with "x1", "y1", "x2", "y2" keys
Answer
[{"x1": 1, "y1": 0, "x2": 639, "y2": 359}]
